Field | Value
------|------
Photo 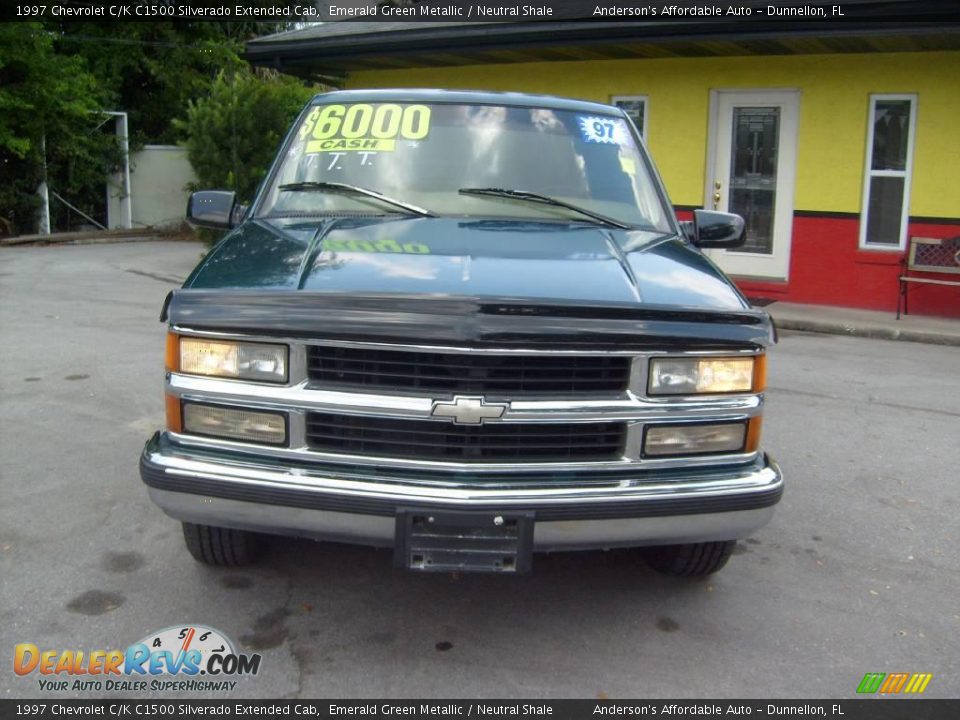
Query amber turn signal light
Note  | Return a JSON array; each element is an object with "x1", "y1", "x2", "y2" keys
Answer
[
  {"x1": 745, "y1": 416, "x2": 763, "y2": 454},
  {"x1": 165, "y1": 394, "x2": 182, "y2": 433},
  {"x1": 165, "y1": 333, "x2": 179, "y2": 373},
  {"x1": 752, "y1": 354, "x2": 767, "y2": 393}
]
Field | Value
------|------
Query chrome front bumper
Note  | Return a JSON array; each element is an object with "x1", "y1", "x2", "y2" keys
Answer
[{"x1": 140, "y1": 432, "x2": 783, "y2": 550}]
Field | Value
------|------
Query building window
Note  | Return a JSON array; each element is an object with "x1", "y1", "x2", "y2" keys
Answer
[
  {"x1": 611, "y1": 95, "x2": 648, "y2": 140},
  {"x1": 860, "y1": 94, "x2": 917, "y2": 250}
]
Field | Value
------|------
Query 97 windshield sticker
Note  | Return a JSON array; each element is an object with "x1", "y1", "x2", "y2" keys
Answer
[
  {"x1": 300, "y1": 103, "x2": 431, "y2": 153},
  {"x1": 579, "y1": 115, "x2": 630, "y2": 145}
]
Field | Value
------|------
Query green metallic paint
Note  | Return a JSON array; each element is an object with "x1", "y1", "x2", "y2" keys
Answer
[{"x1": 186, "y1": 216, "x2": 750, "y2": 311}]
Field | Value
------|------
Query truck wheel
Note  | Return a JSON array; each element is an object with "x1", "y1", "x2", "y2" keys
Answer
[
  {"x1": 643, "y1": 541, "x2": 736, "y2": 577},
  {"x1": 182, "y1": 522, "x2": 260, "y2": 566}
]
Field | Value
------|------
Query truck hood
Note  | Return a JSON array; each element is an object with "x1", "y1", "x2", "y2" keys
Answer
[{"x1": 185, "y1": 216, "x2": 750, "y2": 311}]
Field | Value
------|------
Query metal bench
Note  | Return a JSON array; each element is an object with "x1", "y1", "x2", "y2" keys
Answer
[{"x1": 897, "y1": 236, "x2": 960, "y2": 319}]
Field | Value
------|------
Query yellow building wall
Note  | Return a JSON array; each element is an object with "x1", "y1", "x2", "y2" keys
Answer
[{"x1": 349, "y1": 51, "x2": 960, "y2": 218}]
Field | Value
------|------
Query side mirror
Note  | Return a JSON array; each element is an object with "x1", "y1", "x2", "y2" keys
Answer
[
  {"x1": 232, "y1": 203, "x2": 249, "y2": 226},
  {"x1": 187, "y1": 191, "x2": 238, "y2": 229},
  {"x1": 689, "y1": 209, "x2": 746, "y2": 249}
]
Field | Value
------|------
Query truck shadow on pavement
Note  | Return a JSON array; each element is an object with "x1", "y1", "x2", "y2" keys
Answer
[{"x1": 201, "y1": 536, "x2": 716, "y2": 665}]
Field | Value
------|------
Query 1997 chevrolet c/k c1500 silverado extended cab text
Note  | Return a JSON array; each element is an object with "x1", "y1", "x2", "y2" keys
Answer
[{"x1": 140, "y1": 89, "x2": 783, "y2": 576}]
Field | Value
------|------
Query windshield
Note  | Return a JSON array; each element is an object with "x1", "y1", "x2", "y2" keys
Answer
[{"x1": 258, "y1": 101, "x2": 674, "y2": 231}]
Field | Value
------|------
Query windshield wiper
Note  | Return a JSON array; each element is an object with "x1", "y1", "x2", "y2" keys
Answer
[
  {"x1": 278, "y1": 181, "x2": 434, "y2": 217},
  {"x1": 458, "y1": 187, "x2": 631, "y2": 229}
]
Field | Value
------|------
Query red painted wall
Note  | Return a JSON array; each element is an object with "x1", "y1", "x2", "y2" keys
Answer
[{"x1": 684, "y1": 211, "x2": 960, "y2": 319}]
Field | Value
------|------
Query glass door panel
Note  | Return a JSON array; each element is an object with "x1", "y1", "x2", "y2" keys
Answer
[
  {"x1": 729, "y1": 107, "x2": 780, "y2": 255},
  {"x1": 706, "y1": 91, "x2": 798, "y2": 280}
]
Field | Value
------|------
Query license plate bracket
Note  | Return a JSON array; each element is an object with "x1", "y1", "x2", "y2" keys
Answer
[{"x1": 395, "y1": 509, "x2": 534, "y2": 574}]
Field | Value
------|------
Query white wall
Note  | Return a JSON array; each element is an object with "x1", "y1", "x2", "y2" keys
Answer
[{"x1": 108, "y1": 145, "x2": 197, "y2": 229}]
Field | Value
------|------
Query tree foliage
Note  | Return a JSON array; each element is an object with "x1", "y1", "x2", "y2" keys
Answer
[
  {"x1": 0, "y1": 23, "x2": 120, "y2": 236},
  {"x1": 49, "y1": 22, "x2": 250, "y2": 147},
  {"x1": 177, "y1": 69, "x2": 316, "y2": 203},
  {"x1": 0, "y1": 19, "x2": 309, "y2": 235}
]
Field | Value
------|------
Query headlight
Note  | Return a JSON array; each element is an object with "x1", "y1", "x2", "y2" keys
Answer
[
  {"x1": 643, "y1": 421, "x2": 750, "y2": 457},
  {"x1": 181, "y1": 402, "x2": 287, "y2": 445},
  {"x1": 648, "y1": 355, "x2": 763, "y2": 395},
  {"x1": 170, "y1": 335, "x2": 288, "y2": 383}
]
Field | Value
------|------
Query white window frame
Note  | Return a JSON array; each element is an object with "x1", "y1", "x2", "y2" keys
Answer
[
  {"x1": 859, "y1": 93, "x2": 917, "y2": 251},
  {"x1": 610, "y1": 95, "x2": 648, "y2": 141}
]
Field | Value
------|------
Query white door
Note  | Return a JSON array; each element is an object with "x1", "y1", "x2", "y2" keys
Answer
[{"x1": 705, "y1": 90, "x2": 799, "y2": 280}]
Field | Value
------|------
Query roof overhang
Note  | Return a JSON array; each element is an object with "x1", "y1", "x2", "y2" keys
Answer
[{"x1": 245, "y1": 4, "x2": 960, "y2": 82}]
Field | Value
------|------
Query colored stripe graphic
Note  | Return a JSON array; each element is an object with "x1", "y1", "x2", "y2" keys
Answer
[
  {"x1": 857, "y1": 672, "x2": 932, "y2": 694},
  {"x1": 904, "y1": 673, "x2": 933, "y2": 694},
  {"x1": 857, "y1": 673, "x2": 885, "y2": 693},
  {"x1": 879, "y1": 673, "x2": 909, "y2": 693}
]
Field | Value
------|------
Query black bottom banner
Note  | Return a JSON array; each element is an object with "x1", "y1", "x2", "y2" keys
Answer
[{"x1": 1, "y1": 700, "x2": 957, "y2": 720}]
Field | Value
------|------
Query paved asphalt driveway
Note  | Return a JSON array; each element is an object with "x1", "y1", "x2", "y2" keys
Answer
[{"x1": 1, "y1": 241, "x2": 957, "y2": 699}]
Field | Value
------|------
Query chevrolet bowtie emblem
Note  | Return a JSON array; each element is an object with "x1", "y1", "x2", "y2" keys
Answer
[{"x1": 431, "y1": 396, "x2": 508, "y2": 425}]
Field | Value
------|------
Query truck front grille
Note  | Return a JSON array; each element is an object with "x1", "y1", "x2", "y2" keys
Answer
[
  {"x1": 305, "y1": 413, "x2": 625, "y2": 463},
  {"x1": 306, "y1": 346, "x2": 630, "y2": 395}
]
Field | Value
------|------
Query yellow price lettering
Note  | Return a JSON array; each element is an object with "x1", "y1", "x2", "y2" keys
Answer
[
  {"x1": 341, "y1": 104, "x2": 373, "y2": 139},
  {"x1": 309, "y1": 104, "x2": 431, "y2": 143},
  {"x1": 298, "y1": 107, "x2": 320, "y2": 139},
  {"x1": 400, "y1": 105, "x2": 430, "y2": 140},
  {"x1": 370, "y1": 104, "x2": 402, "y2": 139},
  {"x1": 312, "y1": 105, "x2": 346, "y2": 140}
]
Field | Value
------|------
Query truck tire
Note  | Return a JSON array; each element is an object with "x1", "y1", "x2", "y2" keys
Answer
[
  {"x1": 182, "y1": 522, "x2": 260, "y2": 566},
  {"x1": 643, "y1": 541, "x2": 736, "y2": 577}
]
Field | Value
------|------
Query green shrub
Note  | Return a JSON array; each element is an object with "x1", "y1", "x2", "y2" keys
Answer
[{"x1": 177, "y1": 69, "x2": 317, "y2": 204}]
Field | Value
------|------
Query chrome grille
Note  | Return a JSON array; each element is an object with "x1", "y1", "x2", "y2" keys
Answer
[
  {"x1": 305, "y1": 413, "x2": 625, "y2": 463},
  {"x1": 306, "y1": 346, "x2": 631, "y2": 395}
]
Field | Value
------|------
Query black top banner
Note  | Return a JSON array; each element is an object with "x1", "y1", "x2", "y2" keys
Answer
[
  {"x1": 1, "y1": 700, "x2": 958, "y2": 720},
  {"x1": 4, "y1": 0, "x2": 959, "y2": 23}
]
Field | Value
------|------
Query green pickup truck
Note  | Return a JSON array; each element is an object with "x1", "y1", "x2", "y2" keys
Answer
[{"x1": 141, "y1": 89, "x2": 782, "y2": 576}]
